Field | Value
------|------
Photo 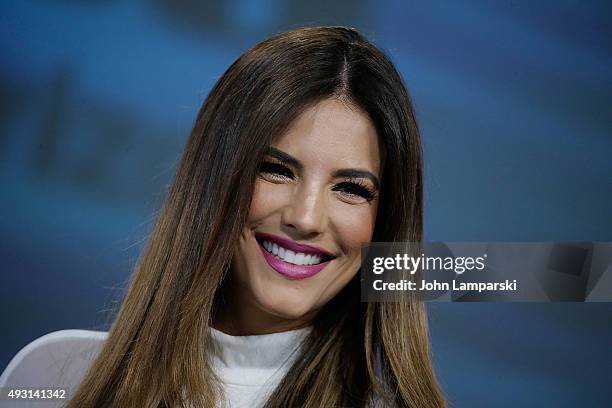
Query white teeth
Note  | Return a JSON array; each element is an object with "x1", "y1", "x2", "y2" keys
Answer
[
  {"x1": 261, "y1": 240, "x2": 326, "y2": 266},
  {"x1": 261, "y1": 241, "x2": 324, "y2": 266}
]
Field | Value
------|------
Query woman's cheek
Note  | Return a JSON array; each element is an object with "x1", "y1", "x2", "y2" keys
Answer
[
  {"x1": 248, "y1": 181, "x2": 288, "y2": 222},
  {"x1": 332, "y1": 203, "x2": 378, "y2": 249}
]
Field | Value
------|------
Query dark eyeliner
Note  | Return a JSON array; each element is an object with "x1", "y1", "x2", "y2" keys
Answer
[
  {"x1": 334, "y1": 181, "x2": 377, "y2": 201},
  {"x1": 258, "y1": 161, "x2": 294, "y2": 178}
]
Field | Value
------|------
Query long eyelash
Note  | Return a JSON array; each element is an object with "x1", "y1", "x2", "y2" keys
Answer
[
  {"x1": 258, "y1": 161, "x2": 294, "y2": 179},
  {"x1": 334, "y1": 179, "x2": 378, "y2": 201}
]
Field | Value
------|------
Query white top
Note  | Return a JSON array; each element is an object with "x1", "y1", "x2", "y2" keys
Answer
[
  {"x1": 0, "y1": 330, "x2": 107, "y2": 408},
  {"x1": 208, "y1": 326, "x2": 312, "y2": 407},
  {"x1": 0, "y1": 327, "x2": 312, "y2": 408}
]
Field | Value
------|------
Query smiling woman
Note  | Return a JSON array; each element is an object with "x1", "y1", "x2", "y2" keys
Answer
[
  {"x1": 0, "y1": 27, "x2": 446, "y2": 408},
  {"x1": 219, "y1": 99, "x2": 382, "y2": 335}
]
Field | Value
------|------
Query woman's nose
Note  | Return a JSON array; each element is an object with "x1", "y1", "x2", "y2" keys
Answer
[{"x1": 281, "y1": 184, "x2": 328, "y2": 237}]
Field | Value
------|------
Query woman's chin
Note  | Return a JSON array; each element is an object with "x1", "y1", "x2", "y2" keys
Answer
[{"x1": 254, "y1": 293, "x2": 316, "y2": 322}]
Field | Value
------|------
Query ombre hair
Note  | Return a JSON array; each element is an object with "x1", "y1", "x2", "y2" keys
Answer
[{"x1": 68, "y1": 26, "x2": 446, "y2": 408}]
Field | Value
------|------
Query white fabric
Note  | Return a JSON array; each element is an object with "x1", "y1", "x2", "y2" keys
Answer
[
  {"x1": 0, "y1": 327, "x2": 312, "y2": 408},
  {"x1": 0, "y1": 330, "x2": 107, "y2": 408},
  {"x1": 208, "y1": 326, "x2": 312, "y2": 408}
]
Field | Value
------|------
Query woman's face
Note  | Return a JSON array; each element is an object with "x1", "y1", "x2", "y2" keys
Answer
[{"x1": 227, "y1": 98, "x2": 381, "y2": 333}]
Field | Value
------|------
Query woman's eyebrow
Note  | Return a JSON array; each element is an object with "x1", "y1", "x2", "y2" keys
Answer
[
  {"x1": 266, "y1": 147, "x2": 380, "y2": 189},
  {"x1": 267, "y1": 147, "x2": 302, "y2": 170}
]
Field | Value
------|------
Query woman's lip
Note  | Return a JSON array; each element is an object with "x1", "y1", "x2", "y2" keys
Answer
[
  {"x1": 254, "y1": 232, "x2": 336, "y2": 259},
  {"x1": 256, "y1": 240, "x2": 332, "y2": 280}
]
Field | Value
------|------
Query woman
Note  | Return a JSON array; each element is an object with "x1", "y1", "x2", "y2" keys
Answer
[{"x1": 1, "y1": 27, "x2": 445, "y2": 407}]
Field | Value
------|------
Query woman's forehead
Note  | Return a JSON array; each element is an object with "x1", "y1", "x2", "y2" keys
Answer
[{"x1": 272, "y1": 99, "x2": 381, "y2": 175}]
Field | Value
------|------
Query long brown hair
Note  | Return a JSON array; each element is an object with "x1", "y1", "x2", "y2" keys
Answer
[{"x1": 68, "y1": 26, "x2": 445, "y2": 408}]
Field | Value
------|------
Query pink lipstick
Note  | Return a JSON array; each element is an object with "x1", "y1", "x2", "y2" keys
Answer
[{"x1": 254, "y1": 232, "x2": 336, "y2": 280}]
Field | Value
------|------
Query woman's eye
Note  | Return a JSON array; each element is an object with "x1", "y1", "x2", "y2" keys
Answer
[
  {"x1": 257, "y1": 161, "x2": 294, "y2": 180},
  {"x1": 333, "y1": 181, "x2": 377, "y2": 202}
]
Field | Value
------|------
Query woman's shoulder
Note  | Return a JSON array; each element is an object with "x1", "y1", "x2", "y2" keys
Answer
[{"x1": 0, "y1": 329, "x2": 108, "y2": 392}]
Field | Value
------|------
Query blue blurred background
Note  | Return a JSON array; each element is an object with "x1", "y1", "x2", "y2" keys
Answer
[{"x1": 1, "y1": 1, "x2": 611, "y2": 407}]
